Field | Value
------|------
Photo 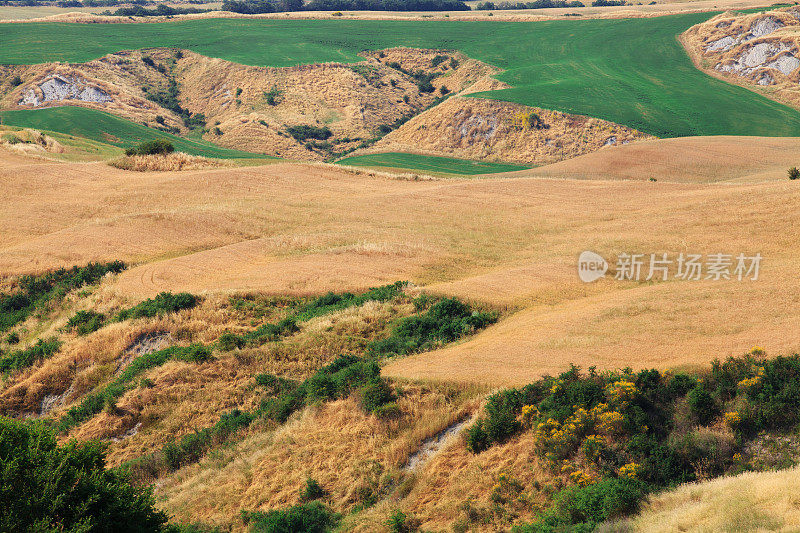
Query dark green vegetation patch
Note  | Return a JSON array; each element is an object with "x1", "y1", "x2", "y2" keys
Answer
[{"x1": 467, "y1": 351, "x2": 800, "y2": 530}]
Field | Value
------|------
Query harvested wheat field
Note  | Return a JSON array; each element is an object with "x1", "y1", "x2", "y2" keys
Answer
[{"x1": 3, "y1": 133, "x2": 800, "y2": 386}]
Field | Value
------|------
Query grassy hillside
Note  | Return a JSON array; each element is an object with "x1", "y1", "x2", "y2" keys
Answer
[
  {"x1": 0, "y1": 106, "x2": 268, "y2": 159},
  {"x1": 612, "y1": 466, "x2": 800, "y2": 532},
  {"x1": 3, "y1": 14, "x2": 800, "y2": 137},
  {"x1": 338, "y1": 152, "x2": 530, "y2": 175}
]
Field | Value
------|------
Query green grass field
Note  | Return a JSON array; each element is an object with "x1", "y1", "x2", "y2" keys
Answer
[
  {"x1": 0, "y1": 106, "x2": 267, "y2": 159},
  {"x1": 3, "y1": 13, "x2": 800, "y2": 138},
  {"x1": 337, "y1": 152, "x2": 531, "y2": 175}
]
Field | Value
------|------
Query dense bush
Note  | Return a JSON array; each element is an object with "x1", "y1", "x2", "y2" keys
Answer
[
  {"x1": 143, "y1": 78, "x2": 205, "y2": 129},
  {"x1": 125, "y1": 139, "x2": 175, "y2": 156},
  {"x1": 259, "y1": 356, "x2": 393, "y2": 422},
  {"x1": 300, "y1": 478, "x2": 326, "y2": 501},
  {"x1": 471, "y1": 351, "x2": 800, "y2": 530},
  {"x1": 0, "y1": 261, "x2": 125, "y2": 332},
  {"x1": 0, "y1": 417, "x2": 168, "y2": 532},
  {"x1": 368, "y1": 297, "x2": 496, "y2": 356},
  {"x1": 516, "y1": 478, "x2": 644, "y2": 531},
  {"x1": 111, "y1": 3, "x2": 208, "y2": 16},
  {"x1": 286, "y1": 125, "x2": 332, "y2": 142},
  {"x1": 66, "y1": 309, "x2": 105, "y2": 335},
  {"x1": 240, "y1": 502, "x2": 339, "y2": 532},
  {"x1": 116, "y1": 292, "x2": 198, "y2": 321},
  {"x1": 687, "y1": 384, "x2": 719, "y2": 425}
]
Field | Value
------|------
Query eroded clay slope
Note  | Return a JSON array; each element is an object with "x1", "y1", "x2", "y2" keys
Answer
[
  {"x1": 0, "y1": 48, "x2": 489, "y2": 160},
  {"x1": 355, "y1": 96, "x2": 652, "y2": 166},
  {"x1": 683, "y1": 7, "x2": 800, "y2": 107}
]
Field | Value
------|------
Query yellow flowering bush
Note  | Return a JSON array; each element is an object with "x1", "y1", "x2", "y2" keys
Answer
[
  {"x1": 606, "y1": 380, "x2": 637, "y2": 405},
  {"x1": 596, "y1": 410, "x2": 625, "y2": 436},
  {"x1": 724, "y1": 411, "x2": 741, "y2": 427},
  {"x1": 581, "y1": 434, "x2": 605, "y2": 462},
  {"x1": 569, "y1": 469, "x2": 599, "y2": 486},
  {"x1": 520, "y1": 404, "x2": 539, "y2": 429},
  {"x1": 618, "y1": 462, "x2": 641, "y2": 479},
  {"x1": 511, "y1": 111, "x2": 544, "y2": 130}
]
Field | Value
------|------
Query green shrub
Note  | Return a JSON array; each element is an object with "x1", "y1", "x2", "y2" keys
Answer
[
  {"x1": 286, "y1": 125, "x2": 332, "y2": 142},
  {"x1": 220, "y1": 283, "x2": 405, "y2": 351},
  {"x1": 300, "y1": 478, "x2": 325, "y2": 501},
  {"x1": 9, "y1": 75, "x2": 22, "y2": 87},
  {"x1": 0, "y1": 417, "x2": 168, "y2": 532},
  {"x1": 0, "y1": 337, "x2": 61, "y2": 374},
  {"x1": 368, "y1": 297, "x2": 496, "y2": 357},
  {"x1": 386, "y1": 509, "x2": 420, "y2": 533},
  {"x1": 57, "y1": 344, "x2": 205, "y2": 433},
  {"x1": 789, "y1": 166, "x2": 800, "y2": 180},
  {"x1": 464, "y1": 419, "x2": 490, "y2": 453},
  {"x1": 260, "y1": 357, "x2": 391, "y2": 423},
  {"x1": 430, "y1": 54, "x2": 448, "y2": 67},
  {"x1": 125, "y1": 139, "x2": 175, "y2": 156},
  {"x1": 116, "y1": 292, "x2": 198, "y2": 321},
  {"x1": 264, "y1": 86, "x2": 283, "y2": 106},
  {"x1": 123, "y1": 409, "x2": 254, "y2": 482},
  {"x1": 360, "y1": 380, "x2": 394, "y2": 412},
  {"x1": 374, "y1": 402, "x2": 402, "y2": 420},
  {"x1": 218, "y1": 332, "x2": 245, "y2": 351},
  {"x1": 172, "y1": 344, "x2": 212, "y2": 363},
  {"x1": 241, "y1": 502, "x2": 339, "y2": 533},
  {"x1": 5, "y1": 332, "x2": 19, "y2": 344},
  {"x1": 0, "y1": 261, "x2": 125, "y2": 332},
  {"x1": 66, "y1": 309, "x2": 105, "y2": 335},
  {"x1": 687, "y1": 385, "x2": 720, "y2": 425}
]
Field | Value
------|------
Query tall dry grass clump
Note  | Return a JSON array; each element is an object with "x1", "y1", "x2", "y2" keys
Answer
[
  {"x1": 109, "y1": 152, "x2": 229, "y2": 172},
  {"x1": 1, "y1": 127, "x2": 65, "y2": 154}
]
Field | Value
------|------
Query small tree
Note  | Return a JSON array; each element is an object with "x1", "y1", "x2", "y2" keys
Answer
[
  {"x1": 0, "y1": 417, "x2": 169, "y2": 532},
  {"x1": 789, "y1": 167, "x2": 800, "y2": 180},
  {"x1": 300, "y1": 478, "x2": 326, "y2": 501},
  {"x1": 125, "y1": 139, "x2": 174, "y2": 156}
]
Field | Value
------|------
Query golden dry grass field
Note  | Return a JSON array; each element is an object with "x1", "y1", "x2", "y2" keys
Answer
[{"x1": 3, "y1": 133, "x2": 800, "y2": 386}]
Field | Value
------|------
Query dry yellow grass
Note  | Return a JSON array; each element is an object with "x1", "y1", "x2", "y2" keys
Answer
[
  {"x1": 0, "y1": 288, "x2": 416, "y2": 466},
  {"x1": 155, "y1": 384, "x2": 483, "y2": 529},
  {"x1": 3, "y1": 135, "x2": 800, "y2": 387},
  {"x1": 506, "y1": 135, "x2": 800, "y2": 183},
  {"x1": 609, "y1": 466, "x2": 800, "y2": 532},
  {"x1": 109, "y1": 152, "x2": 230, "y2": 172},
  {"x1": 364, "y1": 96, "x2": 651, "y2": 165}
]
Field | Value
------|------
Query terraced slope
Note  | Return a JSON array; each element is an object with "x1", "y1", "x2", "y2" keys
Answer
[{"x1": 4, "y1": 14, "x2": 800, "y2": 137}]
